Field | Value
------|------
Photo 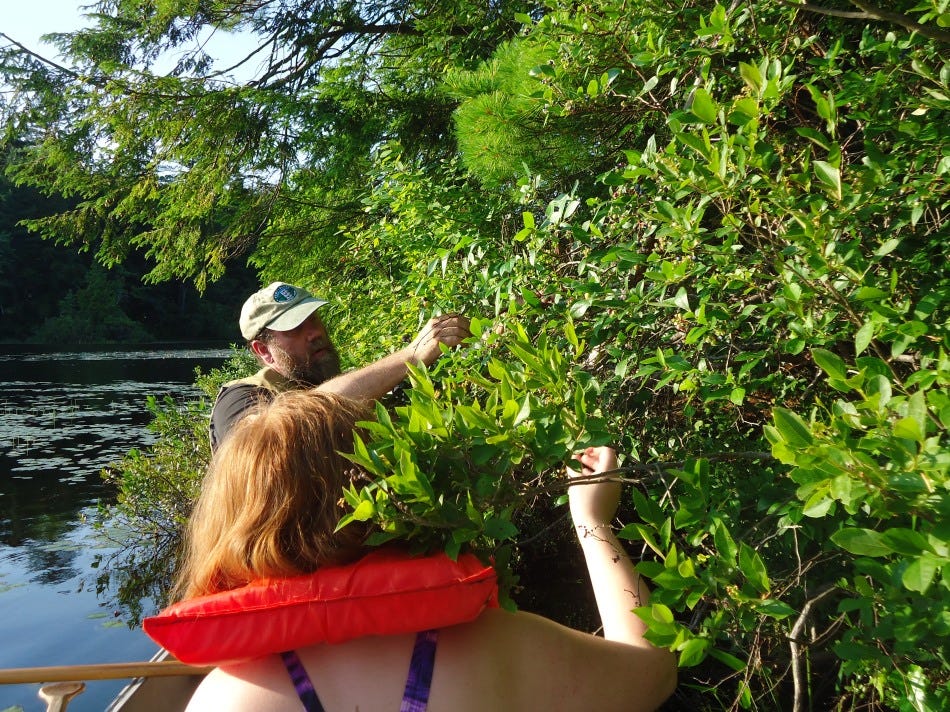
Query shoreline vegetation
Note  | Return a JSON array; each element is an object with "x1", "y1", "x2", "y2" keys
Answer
[{"x1": 2, "y1": 1, "x2": 947, "y2": 709}]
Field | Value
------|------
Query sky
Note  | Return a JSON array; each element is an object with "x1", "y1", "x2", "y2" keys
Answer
[
  {"x1": 3, "y1": 0, "x2": 88, "y2": 55},
  {"x1": 2, "y1": 0, "x2": 260, "y2": 79}
]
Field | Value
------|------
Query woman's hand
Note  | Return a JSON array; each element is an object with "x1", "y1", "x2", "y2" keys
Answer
[{"x1": 567, "y1": 446, "x2": 620, "y2": 528}]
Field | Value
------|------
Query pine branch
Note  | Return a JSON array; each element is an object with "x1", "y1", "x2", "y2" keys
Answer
[{"x1": 0, "y1": 32, "x2": 86, "y2": 83}]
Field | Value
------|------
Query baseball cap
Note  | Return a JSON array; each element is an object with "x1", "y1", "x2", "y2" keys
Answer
[{"x1": 239, "y1": 282, "x2": 328, "y2": 340}]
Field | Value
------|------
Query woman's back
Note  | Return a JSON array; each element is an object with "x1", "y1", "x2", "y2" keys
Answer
[
  {"x1": 175, "y1": 391, "x2": 676, "y2": 711},
  {"x1": 186, "y1": 608, "x2": 674, "y2": 712}
]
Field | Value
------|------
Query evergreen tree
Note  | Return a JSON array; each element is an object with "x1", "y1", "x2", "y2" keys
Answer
[
  {"x1": 0, "y1": 0, "x2": 532, "y2": 288},
  {"x1": 3, "y1": 1, "x2": 948, "y2": 709},
  {"x1": 31, "y1": 263, "x2": 152, "y2": 343}
]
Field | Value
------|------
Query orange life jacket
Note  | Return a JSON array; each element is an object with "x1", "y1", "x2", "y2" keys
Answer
[{"x1": 143, "y1": 548, "x2": 499, "y2": 666}]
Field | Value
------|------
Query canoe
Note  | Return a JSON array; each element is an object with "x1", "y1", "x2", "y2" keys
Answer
[
  {"x1": 105, "y1": 650, "x2": 207, "y2": 712},
  {"x1": 0, "y1": 649, "x2": 209, "y2": 712}
]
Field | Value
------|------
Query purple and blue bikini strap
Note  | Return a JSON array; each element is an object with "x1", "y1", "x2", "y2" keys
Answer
[
  {"x1": 400, "y1": 629, "x2": 439, "y2": 712},
  {"x1": 280, "y1": 629, "x2": 439, "y2": 712},
  {"x1": 280, "y1": 649, "x2": 325, "y2": 712}
]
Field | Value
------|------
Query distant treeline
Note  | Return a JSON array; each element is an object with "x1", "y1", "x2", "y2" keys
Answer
[{"x1": 0, "y1": 164, "x2": 257, "y2": 344}]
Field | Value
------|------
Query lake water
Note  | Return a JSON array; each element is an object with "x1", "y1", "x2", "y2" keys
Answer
[{"x1": 0, "y1": 345, "x2": 233, "y2": 712}]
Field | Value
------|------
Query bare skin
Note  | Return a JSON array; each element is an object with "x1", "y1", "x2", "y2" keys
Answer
[
  {"x1": 184, "y1": 446, "x2": 677, "y2": 712},
  {"x1": 251, "y1": 312, "x2": 342, "y2": 386},
  {"x1": 250, "y1": 312, "x2": 472, "y2": 400},
  {"x1": 567, "y1": 446, "x2": 659, "y2": 645}
]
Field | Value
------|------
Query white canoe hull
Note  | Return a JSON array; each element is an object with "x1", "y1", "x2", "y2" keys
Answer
[{"x1": 104, "y1": 650, "x2": 205, "y2": 712}]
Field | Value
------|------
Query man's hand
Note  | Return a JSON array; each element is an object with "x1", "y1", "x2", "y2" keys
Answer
[{"x1": 408, "y1": 314, "x2": 472, "y2": 366}]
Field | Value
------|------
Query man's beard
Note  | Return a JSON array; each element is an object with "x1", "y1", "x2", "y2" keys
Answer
[{"x1": 271, "y1": 344, "x2": 342, "y2": 386}]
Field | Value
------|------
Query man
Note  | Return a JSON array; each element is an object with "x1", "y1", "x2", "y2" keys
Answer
[{"x1": 209, "y1": 281, "x2": 471, "y2": 451}]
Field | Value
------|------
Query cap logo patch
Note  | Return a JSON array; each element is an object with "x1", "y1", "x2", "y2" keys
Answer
[{"x1": 272, "y1": 285, "x2": 297, "y2": 303}]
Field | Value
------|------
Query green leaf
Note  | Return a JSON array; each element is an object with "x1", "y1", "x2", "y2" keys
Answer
[
  {"x1": 631, "y1": 489, "x2": 665, "y2": 528},
  {"x1": 439, "y1": 532, "x2": 462, "y2": 558},
  {"x1": 753, "y1": 598, "x2": 797, "y2": 619},
  {"x1": 690, "y1": 88, "x2": 718, "y2": 124},
  {"x1": 831, "y1": 528, "x2": 892, "y2": 557},
  {"x1": 874, "y1": 238, "x2": 900, "y2": 257},
  {"x1": 738, "y1": 62, "x2": 762, "y2": 94},
  {"x1": 795, "y1": 127, "x2": 832, "y2": 150},
  {"x1": 893, "y1": 416, "x2": 924, "y2": 443},
  {"x1": 865, "y1": 374, "x2": 892, "y2": 410},
  {"x1": 729, "y1": 97, "x2": 759, "y2": 125},
  {"x1": 676, "y1": 132, "x2": 710, "y2": 158},
  {"x1": 653, "y1": 602, "x2": 675, "y2": 624},
  {"x1": 564, "y1": 320, "x2": 579, "y2": 351},
  {"x1": 520, "y1": 287, "x2": 541, "y2": 307},
  {"x1": 484, "y1": 516, "x2": 519, "y2": 540},
  {"x1": 712, "y1": 518, "x2": 738, "y2": 562},
  {"x1": 350, "y1": 499, "x2": 376, "y2": 521},
  {"x1": 834, "y1": 640, "x2": 885, "y2": 662},
  {"x1": 785, "y1": 337, "x2": 805, "y2": 355},
  {"x1": 347, "y1": 433, "x2": 384, "y2": 475},
  {"x1": 855, "y1": 286, "x2": 888, "y2": 300},
  {"x1": 739, "y1": 682, "x2": 752, "y2": 709},
  {"x1": 855, "y1": 320, "x2": 875, "y2": 356},
  {"x1": 811, "y1": 348, "x2": 847, "y2": 380},
  {"x1": 708, "y1": 648, "x2": 746, "y2": 672},
  {"x1": 813, "y1": 161, "x2": 842, "y2": 199},
  {"x1": 880, "y1": 528, "x2": 930, "y2": 556},
  {"x1": 902, "y1": 555, "x2": 939, "y2": 593},
  {"x1": 673, "y1": 287, "x2": 691, "y2": 311},
  {"x1": 639, "y1": 75, "x2": 659, "y2": 96},
  {"x1": 771, "y1": 408, "x2": 814, "y2": 448},
  {"x1": 802, "y1": 490, "x2": 834, "y2": 518},
  {"x1": 907, "y1": 390, "x2": 927, "y2": 435},
  {"x1": 677, "y1": 637, "x2": 710, "y2": 667},
  {"x1": 512, "y1": 396, "x2": 532, "y2": 427},
  {"x1": 738, "y1": 543, "x2": 770, "y2": 593}
]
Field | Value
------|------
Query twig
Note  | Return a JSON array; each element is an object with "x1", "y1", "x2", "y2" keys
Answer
[
  {"x1": 0, "y1": 32, "x2": 84, "y2": 81},
  {"x1": 778, "y1": 0, "x2": 950, "y2": 43},
  {"x1": 790, "y1": 584, "x2": 839, "y2": 712},
  {"x1": 571, "y1": 451, "x2": 775, "y2": 482},
  {"x1": 516, "y1": 510, "x2": 572, "y2": 546}
]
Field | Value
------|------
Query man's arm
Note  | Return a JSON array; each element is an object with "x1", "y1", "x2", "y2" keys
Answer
[{"x1": 315, "y1": 314, "x2": 470, "y2": 401}]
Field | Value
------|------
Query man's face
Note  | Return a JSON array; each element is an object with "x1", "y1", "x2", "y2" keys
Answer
[{"x1": 260, "y1": 312, "x2": 342, "y2": 386}]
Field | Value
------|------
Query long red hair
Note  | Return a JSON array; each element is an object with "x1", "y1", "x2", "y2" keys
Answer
[{"x1": 174, "y1": 390, "x2": 373, "y2": 600}]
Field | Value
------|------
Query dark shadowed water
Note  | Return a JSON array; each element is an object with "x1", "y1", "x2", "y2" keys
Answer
[{"x1": 0, "y1": 345, "x2": 232, "y2": 712}]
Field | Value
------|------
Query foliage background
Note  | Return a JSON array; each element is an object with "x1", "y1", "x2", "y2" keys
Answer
[
  {"x1": 2, "y1": 0, "x2": 948, "y2": 709},
  {"x1": 0, "y1": 161, "x2": 259, "y2": 343}
]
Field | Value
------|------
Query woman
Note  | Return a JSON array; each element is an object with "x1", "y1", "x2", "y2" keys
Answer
[{"x1": 178, "y1": 390, "x2": 676, "y2": 711}]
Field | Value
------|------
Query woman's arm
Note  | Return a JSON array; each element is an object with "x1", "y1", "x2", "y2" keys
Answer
[
  {"x1": 567, "y1": 446, "x2": 651, "y2": 644},
  {"x1": 566, "y1": 446, "x2": 677, "y2": 704}
]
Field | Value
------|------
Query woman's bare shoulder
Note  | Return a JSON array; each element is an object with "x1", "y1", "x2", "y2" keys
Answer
[
  {"x1": 440, "y1": 607, "x2": 675, "y2": 712},
  {"x1": 184, "y1": 656, "x2": 296, "y2": 712}
]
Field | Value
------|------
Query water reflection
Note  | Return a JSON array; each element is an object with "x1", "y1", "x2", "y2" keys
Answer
[{"x1": 0, "y1": 345, "x2": 231, "y2": 712}]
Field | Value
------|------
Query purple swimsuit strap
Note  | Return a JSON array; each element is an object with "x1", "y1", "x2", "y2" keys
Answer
[
  {"x1": 280, "y1": 649, "x2": 325, "y2": 712},
  {"x1": 280, "y1": 629, "x2": 439, "y2": 712},
  {"x1": 400, "y1": 629, "x2": 439, "y2": 712}
]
